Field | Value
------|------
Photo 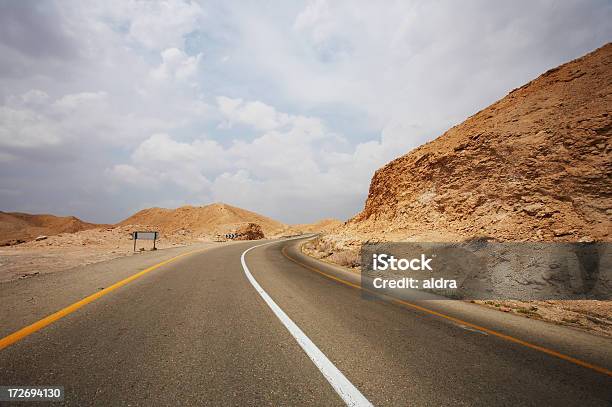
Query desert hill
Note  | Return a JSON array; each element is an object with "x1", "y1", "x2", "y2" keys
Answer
[
  {"x1": 0, "y1": 211, "x2": 102, "y2": 246},
  {"x1": 119, "y1": 203, "x2": 286, "y2": 238},
  {"x1": 285, "y1": 218, "x2": 343, "y2": 235},
  {"x1": 344, "y1": 43, "x2": 611, "y2": 242},
  {"x1": 1, "y1": 202, "x2": 287, "y2": 246}
]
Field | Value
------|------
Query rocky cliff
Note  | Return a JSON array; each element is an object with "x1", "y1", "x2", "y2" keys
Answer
[{"x1": 349, "y1": 43, "x2": 611, "y2": 242}]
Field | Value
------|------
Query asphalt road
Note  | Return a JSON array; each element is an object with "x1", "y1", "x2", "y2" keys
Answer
[{"x1": 0, "y1": 237, "x2": 610, "y2": 406}]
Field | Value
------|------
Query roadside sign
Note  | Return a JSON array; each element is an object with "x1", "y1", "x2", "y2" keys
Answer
[
  {"x1": 133, "y1": 231, "x2": 158, "y2": 240},
  {"x1": 132, "y1": 231, "x2": 159, "y2": 251}
]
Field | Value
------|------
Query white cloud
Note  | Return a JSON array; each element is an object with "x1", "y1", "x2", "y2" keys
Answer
[
  {"x1": 106, "y1": 164, "x2": 160, "y2": 188},
  {"x1": 217, "y1": 96, "x2": 291, "y2": 131},
  {"x1": 150, "y1": 48, "x2": 202, "y2": 82},
  {"x1": 130, "y1": 1, "x2": 202, "y2": 50},
  {"x1": 0, "y1": 90, "x2": 171, "y2": 151},
  {"x1": 216, "y1": 96, "x2": 330, "y2": 143},
  {"x1": 54, "y1": 91, "x2": 107, "y2": 110},
  {"x1": 0, "y1": 105, "x2": 62, "y2": 148},
  {"x1": 108, "y1": 133, "x2": 230, "y2": 194},
  {"x1": 132, "y1": 133, "x2": 227, "y2": 172},
  {"x1": 86, "y1": 0, "x2": 204, "y2": 51},
  {"x1": 294, "y1": 0, "x2": 333, "y2": 42}
]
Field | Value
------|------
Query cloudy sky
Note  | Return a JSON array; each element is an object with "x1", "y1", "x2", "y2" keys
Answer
[{"x1": 0, "y1": 0, "x2": 610, "y2": 224}]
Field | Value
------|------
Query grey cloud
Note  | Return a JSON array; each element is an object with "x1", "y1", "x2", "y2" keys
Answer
[{"x1": 0, "y1": 1, "x2": 77, "y2": 60}]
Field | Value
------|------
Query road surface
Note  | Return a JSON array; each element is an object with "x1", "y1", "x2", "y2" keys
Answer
[{"x1": 0, "y1": 237, "x2": 610, "y2": 406}]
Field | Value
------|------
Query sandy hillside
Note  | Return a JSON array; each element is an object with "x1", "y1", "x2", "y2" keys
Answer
[
  {"x1": 282, "y1": 218, "x2": 343, "y2": 236},
  {"x1": 305, "y1": 43, "x2": 612, "y2": 336},
  {"x1": 0, "y1": 211, "x2": 102, "y2": 246},
  {"x1": 119, "y1": 202, "x2": 285, "y2": 239}
]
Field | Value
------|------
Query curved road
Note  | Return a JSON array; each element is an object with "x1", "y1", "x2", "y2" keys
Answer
[{"x1": 0, "y1": 238, "x2": 610, "y2": 406}]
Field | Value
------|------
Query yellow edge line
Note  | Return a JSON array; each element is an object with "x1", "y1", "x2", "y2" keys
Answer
[
  {"x1": 281, "y1": 245, "x2": 612, "y2": 377},
  {"x1": 0, "y1": 248, "x2": 204, "y2": 351}
]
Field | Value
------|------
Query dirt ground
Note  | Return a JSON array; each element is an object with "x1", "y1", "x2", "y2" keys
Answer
[
  {"x1": 0, "y1": 225, "x2": 198, "y2": 283},
  {"x1": 472, "y1": 299, "x2": 612, "y2": 338}
]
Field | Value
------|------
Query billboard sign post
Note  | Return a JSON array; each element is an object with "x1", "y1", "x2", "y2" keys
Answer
[{"x1": 132, "y1": 231, "x2": 159, "y2": 251}]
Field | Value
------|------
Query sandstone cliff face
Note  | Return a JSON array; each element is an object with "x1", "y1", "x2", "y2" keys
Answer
[{"x1": 349, "y1": 43, "x2": 611, "y2": 242}]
